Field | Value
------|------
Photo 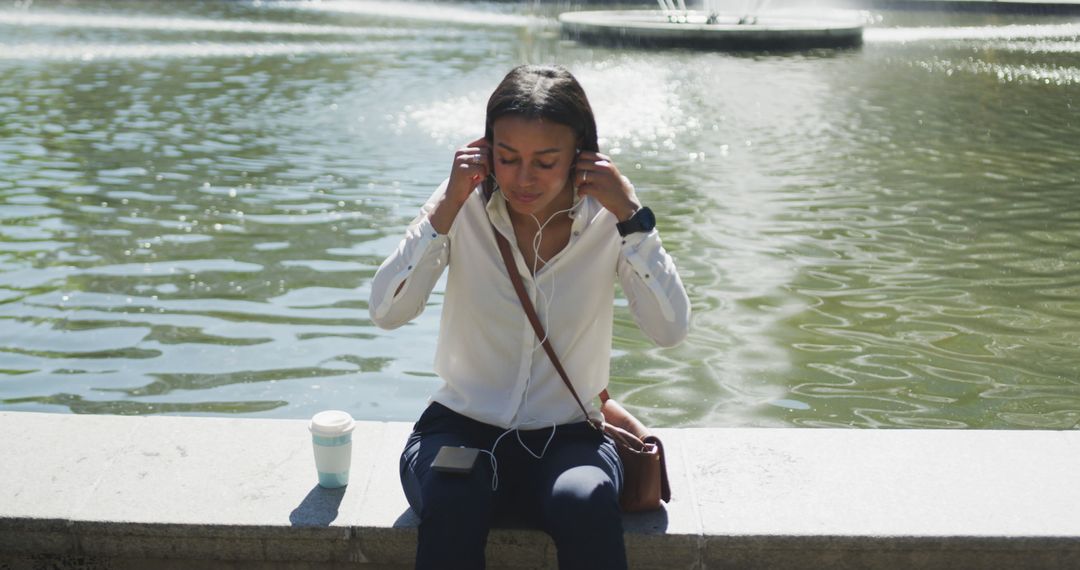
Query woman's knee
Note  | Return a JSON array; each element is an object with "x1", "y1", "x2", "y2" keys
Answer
[
  {"x1": 400, "y1": 423, "x2": 490, "y2": 516},
  {"x1": 419, "y1": 472, "x2": 493, "y2": 516},
  {"x1": 544, "y1": 464, "x2": 622, "y2": 529}
]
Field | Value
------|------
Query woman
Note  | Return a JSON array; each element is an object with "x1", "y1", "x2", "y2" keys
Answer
[{"x1": 369, "y1": 65, "x2": 691, "y2": 570}]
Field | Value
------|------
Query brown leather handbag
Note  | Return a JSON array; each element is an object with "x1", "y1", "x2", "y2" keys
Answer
[{"x1": 492, "y1": 225, "x2": 671, "y2": 512}]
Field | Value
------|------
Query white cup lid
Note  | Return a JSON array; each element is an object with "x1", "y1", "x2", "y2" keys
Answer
[{"x1": 309, "y1": 410, "x2": 355, "y2": 437}]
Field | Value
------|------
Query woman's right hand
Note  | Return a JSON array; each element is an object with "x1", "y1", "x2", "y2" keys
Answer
[
  {"x1": 430, "y1": 137, "x2": 490, "y2": 235},
  {"x1": 446, "y1": 137, "x2": 491, "y2": 205}
]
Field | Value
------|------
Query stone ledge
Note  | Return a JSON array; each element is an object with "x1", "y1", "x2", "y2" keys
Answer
[{"x1": 1, "y1": 412, "x2": 1078, "y2": 569}]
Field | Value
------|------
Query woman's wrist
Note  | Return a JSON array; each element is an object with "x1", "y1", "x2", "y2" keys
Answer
[
  {"x1": 430, "y1": 192, "x2": 467, "y2": 235},
  {"x1": 611, "y1": 198, "x2": 640, "y2": 223}
]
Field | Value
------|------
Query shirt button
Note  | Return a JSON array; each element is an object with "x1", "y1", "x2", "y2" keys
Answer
[
  {"x1": 407, "y1": 265, "x2": 413, "y2": 270},
  {"x1": 431, "y1": 233, "x2": 437, "y2": 238},
  {"x1": 573, "y1": 231, "x2": 580, "y2": 237}
]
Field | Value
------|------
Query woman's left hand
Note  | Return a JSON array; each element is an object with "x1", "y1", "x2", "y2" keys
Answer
[{"x1": 574, "y1": 151, "x2": 641, "y2": 222}]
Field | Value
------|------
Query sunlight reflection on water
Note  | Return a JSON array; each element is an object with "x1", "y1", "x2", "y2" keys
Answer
[{"x1": 0, "y1": 1, "x2": 1078, "y2": 427}]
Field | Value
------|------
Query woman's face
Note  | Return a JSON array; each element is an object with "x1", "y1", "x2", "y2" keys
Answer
[{"x1": 491, "y1": 115, "x2": 577, "y2": 220}]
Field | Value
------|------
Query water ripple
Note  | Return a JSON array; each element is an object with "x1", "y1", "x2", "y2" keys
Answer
[
  {"x1": 273, "y1": 0, "x2": 553, "y2": 28},
  {"x1": 0, "y1": 10, "x2": 461, "y2": 38},
  {"x1": 865, "y1": 23, "x2": 1080, "y2": 43},
  {"x1": 0, "y1": 40, "x2": 441, "y2": 61},
  {"x1": 2, "y1": 3, "x2": 1078, "y2": 426}
]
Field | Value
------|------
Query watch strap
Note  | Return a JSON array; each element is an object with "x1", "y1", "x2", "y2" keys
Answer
[{"x1": 616, "y1": 206, "x2": 654, "y2": 237}]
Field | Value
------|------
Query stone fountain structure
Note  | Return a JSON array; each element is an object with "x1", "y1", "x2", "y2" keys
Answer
[{"x1": 559, "y1": 0, "x2": 864, "y2": 50}]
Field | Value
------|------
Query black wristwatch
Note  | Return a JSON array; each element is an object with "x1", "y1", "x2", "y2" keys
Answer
[{"x1": 616, "y1": 206, "x2": 656, "y2": 237}]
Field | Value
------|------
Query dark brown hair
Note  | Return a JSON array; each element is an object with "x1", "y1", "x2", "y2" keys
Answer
[
  {"x1": 484, "y1": 64, "x2": 599, "y2": 153},
  {"x1": 482, "y1": 65, "x2": 598, "y2": 198}
]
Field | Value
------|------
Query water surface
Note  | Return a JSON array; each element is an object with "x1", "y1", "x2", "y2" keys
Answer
[{"x1": 1, "y1": 0, "x2": 1078, "y2": 428}]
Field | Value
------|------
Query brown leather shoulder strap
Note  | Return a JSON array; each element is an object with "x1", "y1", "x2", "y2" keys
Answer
[{"x1": 491, "y1": 223, "x2": 601, "y2": 429}]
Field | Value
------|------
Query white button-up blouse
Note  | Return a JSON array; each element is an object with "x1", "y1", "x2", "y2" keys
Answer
[{"x1": 369, "y1": 180, "x2": 691, "y2": 430}]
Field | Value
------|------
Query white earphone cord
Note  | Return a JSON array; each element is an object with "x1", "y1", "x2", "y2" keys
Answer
[{"x1": 478, "y1": 189, "x2": 576, "y2": 491}]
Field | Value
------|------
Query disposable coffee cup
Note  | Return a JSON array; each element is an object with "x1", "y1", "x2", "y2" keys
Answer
[{"x1": 309, "y1": 410, "x2": 356, "y2": 488}]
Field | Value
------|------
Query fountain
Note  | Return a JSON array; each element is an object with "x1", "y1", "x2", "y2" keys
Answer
[{"x1": 558, "y1": 0, "x2": 864, "y2": 50}]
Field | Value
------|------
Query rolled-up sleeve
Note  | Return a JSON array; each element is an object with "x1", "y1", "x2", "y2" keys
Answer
[
  {"x1": 369, "y1": 186, "x2": 451, "y2": 330},
  {"x1": 616, "y1": 229, "x2": 691, "y2": 347}
]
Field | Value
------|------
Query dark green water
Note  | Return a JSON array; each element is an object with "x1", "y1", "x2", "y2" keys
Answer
[{"x1": 1, "y1": 0, "x2": 1078, "y2": 427}]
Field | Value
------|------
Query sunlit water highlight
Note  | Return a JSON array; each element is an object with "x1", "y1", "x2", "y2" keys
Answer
[
  {"x1": 0, "y1": 11, "x2": 459, "y2": 36},
  {"x1": 275, "y1": 0, "x2": 553, "y2": 28},
  {"x1": 1, "y1": 1, "x2": 1078, "y2": 428},
  {"x1": 0, "y1": 41, "x2": 435, "y2": 61},
  {"x1": 864, "y1": 22, "x2": 1080, "y2": 42}
]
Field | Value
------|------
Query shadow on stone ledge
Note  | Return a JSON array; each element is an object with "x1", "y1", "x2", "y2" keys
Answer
[
  {"x1": 622, "y1": 507, "x2": 670, "y2": 534},
  {"x1": 394, "y1": 508, "x2": 420, "y2": 528},
  {"x1": 289, "y1": 485, "x2": 346, "y2": 527}
]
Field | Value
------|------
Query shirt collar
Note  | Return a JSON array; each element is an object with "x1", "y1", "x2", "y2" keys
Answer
[
  {"x1": 485, "y1": 182, "x2": 590, "y2": 237},
  {"x1": 484, "y1": 184, "x2": 513, "y2": 240}
]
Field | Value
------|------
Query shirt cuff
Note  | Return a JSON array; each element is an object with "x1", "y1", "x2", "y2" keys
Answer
[
  {"x1": 618, "y1": 228, "x2": 653, "y2": 250},
  {"x1": 619, "y1": 229, "x2": 676, "y2": 321}
]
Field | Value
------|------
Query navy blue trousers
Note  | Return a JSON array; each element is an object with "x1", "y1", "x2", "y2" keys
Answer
[{"x1": 400, "y1": 402, "x2": 627, "y2": 570}]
